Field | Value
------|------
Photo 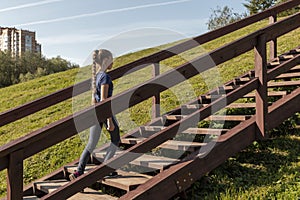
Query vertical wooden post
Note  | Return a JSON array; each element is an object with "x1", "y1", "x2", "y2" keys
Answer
[
  {"x1": 269, "y1": 15, "x2": 277, "y2": 60},
  {"x1": 7, "y1": 149, "x2": 24, "y2": 200},
  {"x1": 152, "y1": 63, "x2": 160, "y2": 119},
  {"x1": 255, "y1": 34, "x2": 268, "y2": 140}
]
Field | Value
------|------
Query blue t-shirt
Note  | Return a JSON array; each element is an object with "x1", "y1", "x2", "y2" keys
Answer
[{"x1": 94, "y1": 71, "x2": 113, "y2": 102}]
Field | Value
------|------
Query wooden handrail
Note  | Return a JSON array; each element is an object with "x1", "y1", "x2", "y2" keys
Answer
[{"x1": 0, "y1": 0, "x2": 298, "y2": 128}]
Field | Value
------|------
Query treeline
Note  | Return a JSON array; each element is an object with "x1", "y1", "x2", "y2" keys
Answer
[
  {"x1": 0, "y1": 51, "x2": 79, "y2": 88},
  {"x1": 207, "y1": 0, "x2": 300, "y2": 30}
]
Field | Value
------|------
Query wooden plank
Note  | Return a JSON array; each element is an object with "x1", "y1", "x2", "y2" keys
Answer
[
  {"x1": 243, "y1": 91, "x2": 286, "y2": 98},
  {"x1": 122, "y1": 137, "x2": 206, "y2": 151},
  {"x1": 165, "y1": 115, "x2": 186, "y2": 121},
  {"x1": 226, "y1": 103, "x2": 257, "y2": 108},
  {"x1": 121, "y1": 137, "x2": 145, "y2": 145},
  {"x1": 100, "y1": 170, "x2": 152, "y2": 191},
  {"x1": 23, "y1": 196, "x2": 39, "y2": 200},
  {"x1": 96, "y1": 150, "x2": 179, "y2": 170},
  {"x1": 275, "y1": 72, "x2": 300, "y2": 79},
  {"x1": 278, "y1": 54, "x2": 295, "y2": 60},
  {"x1": 182, "y1": 128, "x2": 228, "y2": 135},
  {"x1": 268, "y1": 80, "x2": 300, "y2": 87},
  {"x1": 68, "y1": 188, "x2": 117, "y2": 200},
  {"x1": 64, "y1": 165, "x2": 96, "y2": 175},
  {"x1": 34, "y1": 180, "x2": 69, "y2": 194},
  {"x1": 130, "y1": 154, "x2": 179, "y2": 170},
  {"x1": 159, "y1": 140, "x2": 206, "y2": 151},
  {"x1": 206, "y1": 115, "x2": 252, "y2": 121}
]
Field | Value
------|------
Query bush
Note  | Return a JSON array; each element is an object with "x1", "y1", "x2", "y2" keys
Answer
[{"x1": 0, "y1": 52, "x2": 79, "y2": 87}]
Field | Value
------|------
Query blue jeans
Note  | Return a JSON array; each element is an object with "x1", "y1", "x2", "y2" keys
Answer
[{"x1": 77, "y1": 116, "x2": 120, "y2": 174}]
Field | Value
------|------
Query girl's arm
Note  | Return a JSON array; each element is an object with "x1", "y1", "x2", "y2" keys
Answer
[{"x1": 101, "y1": 84, "x2": 115, "y2": 131}]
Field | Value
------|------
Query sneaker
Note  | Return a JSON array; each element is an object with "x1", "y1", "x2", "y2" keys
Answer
[{"x1": 69, "y1": 171, "x2": 82, "y2": 181}]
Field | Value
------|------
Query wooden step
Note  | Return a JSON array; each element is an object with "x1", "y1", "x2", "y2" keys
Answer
[
  {"x1": 68, "y1": 188, "x2": 117, "y2": 200},
  {"x1": 137, "y1": 126, "x2": 166, "y2": 137},
  {"x1": 206, "y1": 115, "x2": 252, "y2": 121},
  {"x1": 275, "y1": 72, "x2": 300, "y2": 79},
  {"x1": 130, "y1": 154, "x2": 179, "y2": 170},
  {"x1": 96, "y1": 152, "x2": 179, "y2": 170},
  {"x1": 234, "y1": 77, "x2": 252, "y2": 83},
  {"x1": 140, "y1": 126, "x2": 165, "y2": 132},
  {"x1": 165, "y1": 115, "x2": 186, "y2": 121},
  {"x1": 64, "y1": 164, "x2": 97, "y2": 175},
  {"x1": 291, "y1": 65, "x2": 300, "y2": 70},
  {"x1": 219, "y1": 85, "x2": 240, "y2": 91},
  {"x1": 268, "y1": 80, "x2": 300, "y2": 88},
  {"x1": 226, "y1": 103, "x2": 256, "y2": 108},
  {"x1": 268, "y1": 60, "x2": 281, "y2": 67},
  {"x1": 181, "y1": 104, "x2": 208, "y2": 111},
  {"x1": 99, "y1": 170, "x2": 152, "y2": 191},
  {"x1": 289, "y1": 48, "x2": 300, "y2": 54},
  {"x1": 182, "y1": 128, "x2": 228, "y2": 135},
  {"x1": 121, "y1": 137, "x2": 145, "y2": 144},
  {"x1": 278, "y1": 54, "x2": 295, "y2": 61},
  {"x1": 23, "y1": 196, "x2": 39, "y2": 200},
  {"x1": 121, "y1": 137, "x2": 205, "y2": 151},
  {"x1": 243, "y1": 91, "x2": 287, "y2": 98},
  {"x1": 180, "y1": 104, "x2": 205, "y2": 114},
  {"x1": 34, "y1": 179, "x2": 69, "y2": 194},
  {"x1": 159, "y1": 140, "x2": 206, "y2": 151}
]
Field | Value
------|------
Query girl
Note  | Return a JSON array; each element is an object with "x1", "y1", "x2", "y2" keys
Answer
[{"x1": 70, "y1": 49, "x2": 120, "y2": 180}]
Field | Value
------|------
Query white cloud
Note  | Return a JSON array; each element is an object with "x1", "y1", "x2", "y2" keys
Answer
[
  {"x1": 39, "y1": 33, "x2": 109, "y2": 45},
  {"x1": 13, "y1": 0, "x2": 191, "y2": 26},
  {"x1": 40, "y1": 18, "x2": 207, "y2": 45},
  {"x1": 0, "y1": 0, "x2": 64, "y2": 13}
]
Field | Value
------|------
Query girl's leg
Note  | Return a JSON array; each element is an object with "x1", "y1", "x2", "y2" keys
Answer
[
  {"x1": 103, "y1": 116, "x2": 121, "y2": 162},
  {"x1": 77, "y1": 122, "x2": 102, "y2": 174}
]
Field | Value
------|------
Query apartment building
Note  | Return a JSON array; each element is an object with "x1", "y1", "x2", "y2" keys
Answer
[{"x1": 0, "y1": 27, "x2": 41, "y2": 56}]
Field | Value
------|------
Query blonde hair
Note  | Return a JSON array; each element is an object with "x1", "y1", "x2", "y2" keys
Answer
[{"x1": 91, "y1": 49, "x2": 113, "y2": 104}]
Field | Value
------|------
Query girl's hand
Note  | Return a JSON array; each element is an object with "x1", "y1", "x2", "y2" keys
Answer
[{"x1": 107, "y1": 118, "x2": 115, "y2": 131}]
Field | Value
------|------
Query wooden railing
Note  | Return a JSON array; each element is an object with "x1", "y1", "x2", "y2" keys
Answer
[{"x1": 0, "y1": 1, "x2": 299, "y2": 199}]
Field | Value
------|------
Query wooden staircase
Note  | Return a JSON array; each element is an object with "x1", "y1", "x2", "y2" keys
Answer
[{"x1": 21, "y1": 46, "x2": 300, "y2": 199}]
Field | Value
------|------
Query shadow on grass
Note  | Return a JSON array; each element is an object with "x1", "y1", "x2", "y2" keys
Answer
[{"x1": 185, "y1": 128, "x2": 300, "y2": 199}]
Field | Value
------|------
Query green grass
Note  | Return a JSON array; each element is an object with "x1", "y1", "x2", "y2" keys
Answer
[{"x1": 0, "y1": 18, "x2": 299, "y2": 197}]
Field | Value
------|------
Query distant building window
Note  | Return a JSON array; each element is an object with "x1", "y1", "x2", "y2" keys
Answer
[{"x1": 25, "y1": 35, "x2": 32, "y2": 52}]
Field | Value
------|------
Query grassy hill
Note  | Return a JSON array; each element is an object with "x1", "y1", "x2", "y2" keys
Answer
[{"x1": 0, "y1": 19, "x2": 299, "y2": 198}]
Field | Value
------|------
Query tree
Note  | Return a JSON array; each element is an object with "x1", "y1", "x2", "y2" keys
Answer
[
  {"x1": 243, "y1": 0, "x2": 276, "y2": 15},
  {"x1": 207, "y1": 6, "x2": 247, "y2": 31},
  {"x1": 276, "y1": 0, "x2": 300, "y2": 16},
  {"x1": 0, "y1": 52, "x2": 79, "y2": 87}
]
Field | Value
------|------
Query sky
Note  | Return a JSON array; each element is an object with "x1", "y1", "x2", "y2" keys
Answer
[{"x1": 0, "y1": 0, "x2": 248, "y2": 66}]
